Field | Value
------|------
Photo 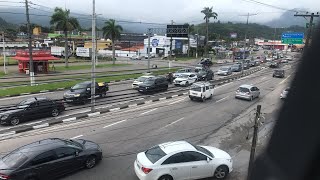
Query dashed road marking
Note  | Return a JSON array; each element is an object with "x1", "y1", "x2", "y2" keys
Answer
[
  {"x1": 71, "y1": 135, "x2": 83, "y2": 139},
  {"x1": 169, "y1": 97, "x2": 187, "y2": 105},
  {"x1": 103, "y1": 119, "x2": 127, "y2": 129},
  {"x1": 140, "y1": 108, "x2": 158, "y2": 115},
  {"x1": 162, "y1": 117, "x2": 185, "y2": 129},
  {"x1": 216, "y1": 96, "x2": 230, "y2": 103},
  {"x1": 279, "y1": 75, "x2": 291, "y2": 84}
]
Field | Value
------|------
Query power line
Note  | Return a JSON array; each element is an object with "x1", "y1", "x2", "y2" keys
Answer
[{"x1": 241, "y1": 0, "x2": 305, "y2": 13}]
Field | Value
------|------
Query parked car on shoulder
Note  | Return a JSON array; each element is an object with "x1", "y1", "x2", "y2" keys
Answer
[
  {"x1": 235, "y1": 84, "x2": 260, "y2": 101},
  {"x1": 173, "y1": 73, "x2": 197, "y2": 86},
  {"x1": 173, "y1": 68, "x2": 192, "y2": 78},
  {"x1": 134, "y1": 141, "x2": 232, "y2": 180},
  {"x1": 0, "y1": 97, "x2": 65, "y2": 126},
  {"x1": 197, "y1": 69, "x2": 214, "y2": 81},
  {"x1": 280, "y1": 87, "x2": 289, "y2": 99},
  {"x1": 231, "y1": 64, "x2": 242, "y2": 72},
  {"x1": 273, "y1": 69, "x2": 285, "y2": 78},
  {"x1": 217, "y1": 67, "x2": 232, "y2": 76},
  {"x1": 63, "y1": 81, "x2": 109, "y2": 104},
  {"x1": 138, "y1": 76, "x2": 168, "y2": 93},
  {"x1": 0, "y1": 138, "x2": 102, "y2": 180},
  {"x1": 132, "y1": 75, "x2": 155, "y2": 89},
  {"x1": 189, "y1": 82, "x2": 214, "y2": 102}
]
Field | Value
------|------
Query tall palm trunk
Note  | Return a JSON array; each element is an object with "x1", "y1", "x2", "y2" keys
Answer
[
  {"x1": 64, "y1": 31, "x2": 69, "y2": 67},
  {"x1": 205, "y1": 18, "x2": 209, "y2": 58},
  {"x1": 112, "y1": 38, "x2": 115, "y2": 65}
]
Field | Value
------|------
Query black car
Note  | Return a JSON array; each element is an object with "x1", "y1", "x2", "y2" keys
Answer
[
  {"x1": 0, "y1": 97, "x2": 65, "y2": 126},
  {"x1": 63, "y1": 81, "x2": 109, "y2": 104},
  {"x1": 138, "y1": 76, "x2": 169, "y2": 93},
  {"x1": 249, "y1": 61, "x2": 256, "y2": 67},
  {"x1": 199, "y1": 58, "x2": 213, "y2": 67},
  {"x1": 269, "y1": 61, "x2": 280, "y2": 68},
  {"x1": 197, "y1": 69, "x2": 214, "y2": 81},
  {"x1": 0, "y1": 138, "x2": 102, "y2": 180},
  {"x1": 231, "y1": 64, "x2": 242, "y2": 72},
  {"x1": 273, "y1": 69, "x2": 285, "y2": 78}
]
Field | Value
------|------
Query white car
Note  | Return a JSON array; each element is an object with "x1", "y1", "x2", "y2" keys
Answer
[
  {"x1": 131, "y1": 55, "x2": 144, "y2": 60},
  {"x1": 189, "y1": 82, "x2": 214, "y2": 101},
  {"x1": 173, "y1": 68, "x2": 192, "y2": 78},
  {"x1": 280, "y1": 87, "x2": 289, "y2": 99},
  {"x1": 235, "y1": 84, "x2": 260, "y2": 101},
  {"x1": 134, "y1": 141, "x2": 233, "y2": 180},
  {"x1": 173, "y1": 73, "x2": 197, "y2": 86},
  {"x1": 132, "y1": 75, "x2": 155, "y2": 89},
  {"x1": 216, "y1": 67, "x2": 232, "y2": 76}
]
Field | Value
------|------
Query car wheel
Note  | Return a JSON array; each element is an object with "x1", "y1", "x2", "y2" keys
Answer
[
  {"x1": 209, "y1": 94, "x2": 213, "y2": 99},
  {"x1": 250, "y1": 96, "x2": 253, "y2": 101},
  {"x1": 10, "y1": 117, "x2": 20, "y2": 126},
  {"x1": 202, "y1": 96, "x2": 206, "y2": 102},
  {"x1": 214, "y1": 165, "x2": 229, "y2": 179},
  {"x1": 51, "y1": 109, "x2": 59, "y2": 117},
  {"x1": 158, "y1": 175, "x2": 173, "y2": 180},
  {"x1": 85, "y1": 156, "x2": 97, "y2": 169}
]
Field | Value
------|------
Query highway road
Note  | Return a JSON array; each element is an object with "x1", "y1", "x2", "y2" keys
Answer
[{"x1": 0, "y1": 60, "x2": 297, "y2": 180}]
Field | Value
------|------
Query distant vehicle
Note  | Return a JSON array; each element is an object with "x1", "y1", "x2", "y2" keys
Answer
[
  {"x1": 285, "y1": 56, "x2": 293, "y2": 61},
  {"x1": 76, "y1": 47, "x2": 92, "y2": 59},
  {"x1": 280, "y1": 87, "x2": 289, "y2": 99},
  {"x1": 281, "y1": 59, "x2": 289, "y2": 63},
  {"x1": 173, "y1": 68, "x2": 192, "y2": 78},
  {"x1": 235, "y1": 84, "x2": 260, "y2": 101},
  {"x1": 138, "y1": 76, "x2": 169, "y2": 93},
  {"x1": 189, "y1": 82, "x2": 214, "y2": 101},
  {"x1": 243, "y1": 62, "x2": 250, "y2": 70},
  {"x1": 173, "y1": 73, "x2": 198, "y2": 86},
  {"x1": 197, "y1": 69, "x2": 214, "y2": 81},
  {"x1": 63, "y1": 81, "x2": 109, "y2": 104},
  {"x1": 249, "y1": 61, "x2": 256, "y2": 67},
  {"x1": 134, "y1": 141, "x2": 232, "y2": 180},
  {"x1": 0, "y1": 138, "x2": 102, "y2": 180},
  {"x1": 199, "y1": 58, "x2": 213, "y2": 67},
  {"x1": 130, "y1": 55, "x2": 144, "y2": 60},
  {"x1": 231, "y1": 64, "x2": 242, "y2": 72},
  {"x1": 217, "y1": 67, "x2": 232, "y2": 76},
  {"x1": 273, "y1": 69, "x2": 285, "y2": 78},
  {"x1": 194, "y1": 65, "x2": 206, "y2": 73},
  {"x1": 269, "y1": 61, "x2": 279, "y2": 68},
  {"x1": 145, "y1": 54, "x2": 156, "y2": 59},
  {"x1": 254, "y1": 60, "x2": 261, "y2": 66},
  {"x1": 253, "y1": 48, "x2": 259, "y2": 51},
  {"x1": 132, "y1": 75, "x2": 155, "y2": 89},
  {"x1": 51, "y1": 46, "x2": 72, "y2": 58},
  {"x1": 0, "y1": 97, "x2": 65, "y2": 126}
]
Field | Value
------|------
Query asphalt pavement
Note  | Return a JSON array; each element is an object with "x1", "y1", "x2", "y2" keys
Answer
[{"x1": 0, "y1": 60, "x2": 297, "y2": 180}]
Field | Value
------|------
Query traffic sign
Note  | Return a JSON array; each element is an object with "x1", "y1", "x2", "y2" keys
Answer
[
  {"x1": 281, "y1": 39, "x2": 303, "y2": 44},
  {"x1": 281, "y1": 32, "x2": 304, "y2": 44}
]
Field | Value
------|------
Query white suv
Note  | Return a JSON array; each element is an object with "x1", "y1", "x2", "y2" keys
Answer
[
  {"x1": 132, "y1": 75, "x2": 155, "y2": 89},
  {"x1": 173, "y1": 73, "x2": 198, "y2": 86},
  {"x1": 189, "y1": 82, "x2": 214, "y2": 102},
  {"x1": 134, "y1": 141, "x2": 233, "y2": 180}
]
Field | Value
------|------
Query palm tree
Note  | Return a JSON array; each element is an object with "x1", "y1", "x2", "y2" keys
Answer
[
  {"x1": 102, "y1": 19, "x2": 123, "y2": 65},
  {"x1": 50, "y1": 7, "x2": 80, "y2": 67},
  {"x1": 201, "y1": 7, "x2": 218, "y2": 57}
]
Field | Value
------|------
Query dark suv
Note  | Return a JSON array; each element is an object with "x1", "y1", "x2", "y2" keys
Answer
[
  {"x1": 0, "y1": 97, "x2": 65, "y2": 126},
  {"x1": 138, "y1": 76, "x2": 169, "y2": 93},
  {"x1": 0, "y1": 138, "x2": 102, "y2": 180},
  {"x1": 273, "y1": 69, "x2": 285, "y2": 78},
  {"x1": 197, "y1": 69, "x2": 214, "y2": 81}
]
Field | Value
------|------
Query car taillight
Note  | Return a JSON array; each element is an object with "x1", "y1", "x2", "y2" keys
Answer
[
  {"x1": 0, "y1": 173, "x2": 10, "y2": 180},
  {"x1": 142, "y1": 167, "x2": 153, "y2": 174}
]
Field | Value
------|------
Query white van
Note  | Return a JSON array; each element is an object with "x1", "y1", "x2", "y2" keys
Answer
[{"x1": 189, "y1": 82, "x2": 214, "y2": 102}]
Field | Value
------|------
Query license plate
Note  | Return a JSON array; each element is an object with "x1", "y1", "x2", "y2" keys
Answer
[
  {"x1": 192, "y1": 93, "x2": 197, "y2": 95},
  {"x1": 66, "y1": 99, "x2": 73, "y2": 102},
  {"x1": 139, "y1": 89, "x2": 144, "y2": 92}
]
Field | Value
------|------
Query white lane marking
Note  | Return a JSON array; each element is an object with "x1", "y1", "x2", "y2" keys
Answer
[
  {"x1": 145, "y1": 100, "x2": 153, "y2": 104},
  {"x1": 128, "y1": 104, "x2": 137, "y2": 108},
  {"x1": 163, "y1": 117, "x2": 185, "y2": 129},
  {"x1": 169, "y1": 97, "x2": 187, "y2": 105},
  {"x1": 216, "y1": 82, "x2": 233, "y2": 89},
  {"x1": 0, "y1": 92, "x2": 55, "y2": 101},
  {"x1": 216, "y1": 96, "x2": 229, "y2": 103},
  {"x1": 63, "y1": 117, "x2": 77, "y2": 122},
  {"x1": 159, "y1": 97, "x2": 167, "y2": 101},
  {"x1": 172, "y1": 94, "x2": 179, "y2": 98},
  {"x1": 88, "y1": 112, "x2": 100, "y2": 117},
  {"x1": 70, "y1": 135, "x2": 83, "y2": 139},
  {"x1": 25, "y1": 121, "x2": 43, "y2": 126},
  {"x1": 33, "y1": 123, "x2": 49, "y2": 129},
  {"x1": 279, "y1": 75, "x2": 291, "y2": 84},
  {"x1": 103, "y1": 119, "x2": 127, "y2": 129},
  {"x1": 261, "y1": 77, "x2": 266, "y2": 80},
  {"x1": 110, "y1": 107, "x2": 120, "y2": 112},
  {"x1": 0, "y1": 131, "x2": 16, "y2": 138},
  {"x1": 140, "y1": 108, "x2": 158, "y2": 115}
]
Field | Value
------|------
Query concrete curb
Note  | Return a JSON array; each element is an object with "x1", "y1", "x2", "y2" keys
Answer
[{"x1": 0, "y1": 66, "x2": 264, "y2": 139}]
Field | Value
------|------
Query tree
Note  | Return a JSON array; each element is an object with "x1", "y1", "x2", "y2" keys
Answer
[
  {"x1": 50, "y1": 7, "x2": 80, "y2": 67},
  {"x1": 102, "y1": 19, "x2": 123, "y2": 65},
  {"x1": 201, "y1": 7, "x2": 218, "y2": 57}
]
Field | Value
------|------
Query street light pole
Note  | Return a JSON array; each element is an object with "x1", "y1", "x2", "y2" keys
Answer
[
  {"x1": 90, "y1": 0, "x2": 96, "y2": 112},
  {"x1": 2, "y1": 32, "x2": 6, "y2": 74},
  {"x1": 147, "y1": 28, "x2": 151, "y2": 72}
]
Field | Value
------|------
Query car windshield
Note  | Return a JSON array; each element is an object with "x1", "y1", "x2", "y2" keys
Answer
[
  {"x1": 2, "y1": 150, "x2": 28, "y2": 168},
  {"x1": 176, "y1": 69, "x2": 186, "y2": 73},
  {"x1": 220, "y1": 68, "x2": 229, "y2": 71},
  {"x1": 144, "y1": 78, "x2": 155, "y2": 84},
  {"x1": 72, "y1": 83, "x2": 88, "y2": 90},
  {"x1": 232, "y1": 65, "x2": 239, "y2": 68},
  {"x1": 17, "y1": 99, "x2": 34, "y2": 109},
  {"x1": 191, "y1": 85, "x2": 202, "y2": 92},
  {"x1": 179, "y1": 74, "x2": 189, "y2": 78},
  {"x1": 194, "y1": 145, "x2": 213, "y2": 157},
  {"x1": 62, "y1": 139, "x2": 84, "y2": 149},
  {"x1": 239, "y1": 87, "x2": 250, "y2": 92},
  {"x1": 145, "y1": 146, "x2": 166, "y2": 164},
  {"x1": 137, "y1": 77, "x2": 148, "y2": 82}
]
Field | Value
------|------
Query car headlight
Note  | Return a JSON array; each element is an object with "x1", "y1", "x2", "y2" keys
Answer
[
  {"x1": 1, "y1": 114, "x2": 8, "y2": 120},
  {"x1": 202, "y1": 75, "x2": 206, "y2": 77},
  {"x1": 74, "y1": 94, "x2": 81, "y2": 97},
  {"x1": 146, "y1": 86, "x2": 149, "y2": 89}
]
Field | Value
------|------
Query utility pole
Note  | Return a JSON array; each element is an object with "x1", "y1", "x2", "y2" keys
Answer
[
  {"x1": 294, "y1": 12, "x2": 319, "y2": 47},
  {"x1": 2, "y1": 32, "x2": 6, "y2": 74},
  {"x1": 147, "y1": 28, "x2": 151, "y2": 72},
  {"x1": 247, "y1": 105, "x2": 262, "y2": 179},
  {"x1": 90, "y1": 0, "x2": 96, "y2": 112},
  {"x1": 169, "y1": 20, "x2": 174, "y2": 61},
  {"x1": 196, "y1": 29, "x2": 199, "y2": 59},
  {"x1": 25, "y1": 0, "x2": 35, "y2": 86},
  {"x1": 187, "y1": 26, "x2": 190, "y2": 57},
  {"x1": 240, "y1": 13, "x2": 257, "y2": 74}
]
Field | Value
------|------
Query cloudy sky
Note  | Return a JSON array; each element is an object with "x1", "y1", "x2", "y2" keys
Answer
[{"x1": 6, "y1": 0, "x2": 320, "y2": 24}]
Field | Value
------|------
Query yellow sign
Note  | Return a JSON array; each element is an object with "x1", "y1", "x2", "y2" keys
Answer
[{"x1": 33, "y1": 26, "x2": 41, "y2": 35}]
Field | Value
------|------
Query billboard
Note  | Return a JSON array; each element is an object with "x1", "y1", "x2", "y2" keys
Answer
[{"x1": 166, "y1": 24, "x2": 189, "y2": 38}]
